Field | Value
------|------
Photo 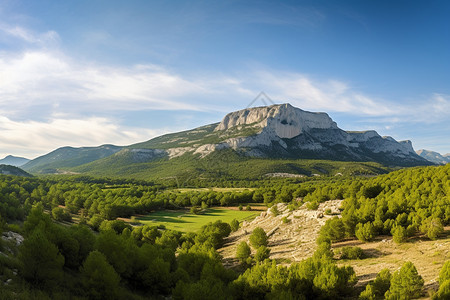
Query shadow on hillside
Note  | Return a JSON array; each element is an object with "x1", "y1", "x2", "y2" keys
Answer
[{"x1": 363, "y1": 248, "x2": 387, "y2": 258}]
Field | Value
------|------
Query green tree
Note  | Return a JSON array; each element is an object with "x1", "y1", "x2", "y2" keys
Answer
[
  {"x1": 420, "y1": 217, "x2": 444, "y2": 240},
  {"x1": 51, "y1": 207, "x2": 72, "y2": 222},
  {"x1": 359, "y1": 268, "x2": 391, "y2": 300},
  {"x1": 250, "y1": 227, "x2": 268, "y2": 248},
  {"x1": 81, "y1": 250, "x2": 120, "y2": 300},
  {"x1": 385, "y1": 261, "x2": 424, "y2": 299},
  {"x1": 355, "y1": 222, "x2": 376, "y2": 242},
  {"x1": 392, "y1": 225, "x2": 408, "y2": 244},
  {"x1": 254, "y1": 246, "x2": 270, "y2": 262},
  {"x1": 439, "y1": 261, "x2": 450, "y2": 284},
  {"x1": 18, "y1": 229, "x2": 65, "y2": 287},
  {"x1": 236, "y1": 241, "x2": 251, "y2": 263},
  {"x1": 230, "y1": 219, "x2": 240, "y2": 232}
]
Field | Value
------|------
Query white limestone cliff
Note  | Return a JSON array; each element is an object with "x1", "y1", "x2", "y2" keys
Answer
[{"x1": 215, "y1": 103, "x2": 337, "y2": 139}]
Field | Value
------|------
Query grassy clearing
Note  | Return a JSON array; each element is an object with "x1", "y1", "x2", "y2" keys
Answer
[{"x1": 136, "y1": 207, "x2": 261, "y2": 232}]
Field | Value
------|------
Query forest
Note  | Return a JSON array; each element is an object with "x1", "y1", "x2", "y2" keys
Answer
[{"x1": 0, "y1": 164, "x2": 448, "y2": 299}]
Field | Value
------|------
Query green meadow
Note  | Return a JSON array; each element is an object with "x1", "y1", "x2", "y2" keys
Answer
[{"x1": 136, "y1": 207, "x2": 260, "y2": 232}]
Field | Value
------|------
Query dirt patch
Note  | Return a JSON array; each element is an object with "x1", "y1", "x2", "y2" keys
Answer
[
  {"x1": 219, "y1": 200, "x2": 343, "y2": 267},
  {"x1": 334, "y1": 228, "x2": 450, "y2": 296}
]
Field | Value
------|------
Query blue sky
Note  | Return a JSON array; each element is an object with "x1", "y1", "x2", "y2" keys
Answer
[{"x1": 0, "y1": 0, "x2": 449, "y2": 158}]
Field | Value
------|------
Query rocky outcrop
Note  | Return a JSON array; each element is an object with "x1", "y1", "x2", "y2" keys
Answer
[
  {"x1": 215, "y1": 103, "x2": 338, "y2": 139},
  {"x1": 416, "y1": 149, "x2": 449, "y2": 165},
  {"x1": 156, "y1": 103, "x2": 429, "y2": 166}
]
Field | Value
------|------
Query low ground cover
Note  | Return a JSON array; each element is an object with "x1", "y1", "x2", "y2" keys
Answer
[{"x1": 137, "y1": 207, "x2": 260, "y2": 232}]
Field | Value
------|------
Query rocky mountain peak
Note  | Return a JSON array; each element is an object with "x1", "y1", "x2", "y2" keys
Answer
[{"x1": 215, "y1": 103, "x2": 337, "y2": 139}]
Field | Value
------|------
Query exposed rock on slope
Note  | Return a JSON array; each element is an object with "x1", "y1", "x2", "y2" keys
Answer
[
  {"x1": 416, "y1": 149, "x2": 449, "y2": 165},
  {"x1": 219, "y1": 200, "x2": 343, "y2": 265},
  {"x1": 24, "y1": 103, "x2": 430, "y2": 174}
]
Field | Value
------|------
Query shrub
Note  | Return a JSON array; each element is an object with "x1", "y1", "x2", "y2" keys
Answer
[
  {"x1": 254, "y1": 246, "x2": 270, "y2": 262},
  {"x1": 246, "y1": 204, "x2": 251, "y2": 211},
  {"x1": 338, "y1": 246, "x2": 365, "y2": 260},
  {"x1": 51, "y1": 207, "x2": 71, "y2": 222},
  {"x1": 236, "y1": 241, "x2": 251, "y2": 263},
  {"x1": 318, "y1": 217, "x2": 346, "y2": 243},
  {"x1": 250, "y1": 227, "x2": 268, "y2": 248},
  {"x1": 385, "y1": 261, "x2": 424, "y2": 299},
  {"x1": 230, "y1": 219, "x2": 240, "y2": 232},
  {"x1": 420, "y1": 217, "x2": 444, "y2": 240},
  {"x1": 190, "y1": 206, "x2": 200, "y2": 214},
  {"x1": 439, "y1": 261, "x2": 450, "y2": 284},
  {"x1": 391, "y1": 225, "x2": 408, "y2": 244},
  {"x1": 271, "y1": 205, "x2": 280, "y2": 216},
  {"x1": 238, "y1": 205, "x2": 243, "y2": 211},
  {"x1": 355, "y1": 222, "x2": 376, "y2": 242},
  {"x1": 360, "y1": 268, "x2": 392, "y2": 299},
  {"x1": 282, "y1": 216, "x2": 290, "y2": 224}
]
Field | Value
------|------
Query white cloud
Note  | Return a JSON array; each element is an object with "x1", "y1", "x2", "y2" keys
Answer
[
  {"x1": 1, "y1": 21, "x2": 449, "y2": 157},
  {"x1": 0, "y1": 116, "x2": 166, "y2": 159}
]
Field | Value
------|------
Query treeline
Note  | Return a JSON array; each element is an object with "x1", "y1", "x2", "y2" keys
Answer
[
  {"x1": 317, "y1": 164, "x2": 449, "y2": 243},
  {"x1": 1, "y1": 204, "x2": 359, "y2": 299}
]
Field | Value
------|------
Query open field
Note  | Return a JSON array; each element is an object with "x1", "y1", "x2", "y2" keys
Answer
[{"x1": 136, "y1": 207, "x2": 261, "y2": 232}]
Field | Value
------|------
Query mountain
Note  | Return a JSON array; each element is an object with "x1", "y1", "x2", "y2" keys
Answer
[
  {"x1": 416, "y1": 149, "x2": 450, "y2": 165},
  {"x1": 126, "y1": 103, "x2": 427, "y2": 165},
  {"x1": 22, "y1": 144, "x2": 122, "y2": 173},
  {"x1": 0, "y1": 165, "x2": 32, "y2": 177},
  {"x1": 0, "y1": 155, "x2": 30, "y2": 167},
  {"x1": 25, "y1": 104, "x2": 430, "y2": 179}
]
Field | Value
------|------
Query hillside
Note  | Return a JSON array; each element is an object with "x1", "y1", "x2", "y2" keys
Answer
[
  {"x1": 22, "y1": 144, "x2": 122, "y2": 173},
  {"x1": 24, "y1": 104, "x2": 430, "y2": 178},
  {"x1": 0, "y1": 155, "x2": 30, "y2": 167},
  {"x1": 417, "y1": 149, "x2": 450, "y2": 165},
  {"x1": 0, "y1": 164, "x2": 32, "y2": 177}
]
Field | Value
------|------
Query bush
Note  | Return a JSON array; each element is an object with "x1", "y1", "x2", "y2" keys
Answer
[
  {"x1": 391, "y1": 225, "x2": 408, "y2": 244},
  {"x1": 271, "y1": 205, "x2": 280, "y2": 216},
  {"x1": 420, "y1": 217, "x2": 444, "y2": 240},
  {"x1": 360, "y1": 268, "x2": 391, "y2": 299},
  {"x1": 433, "y1": 279, "x2": 450, "y2": 300},
  {"x1": 439, "y1": 261, "x2": 450, "y2": 284},
  {"x1": 238, "y1": 205, "x2": 243, "y2": 211},
  {"x1": 385, "y1": 261, "x2": 424, "y2": 299},
  {"x1": 51, "y1": 207, "x2": 71, "y2": 222},
  {"x1": 355, "y1": 222, "x2": 376, "y2": 242},
  {"x1": 230, "y1": 219, "x2": 240, "y2": 232},
  {"x1": 81, "y1": 250, "x2": 120, "y2": 300},
  {"x1": 318, "y1": 217, "x2": 346, "y2": 243},
  {"x1": 254, "y1": 246, "x2": 270, "y2": 262},
  {"x1": 282, "y1": 216, "x2": 290, "y2": 224},
  {"x1": 190, "y1": 206, "x2": 200, "y2": 214},
  {"x1": 246, "y1": 204, "x2": 252, "y2": 211},
  {"x1": 236, "y1": 242, "x2": 251, "y2": 263},
  {"x1": 338, "y1": 246, "x2": 365, "y2": 260},
  {"x1": 249, "y1": 227, "x2": 268, "y2": 248}
]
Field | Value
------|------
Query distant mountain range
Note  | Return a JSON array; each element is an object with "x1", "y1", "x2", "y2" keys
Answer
[
  {"x1": 22, "y1": 104, "x2": 431, "y2": 180},
  {"x1": 416, "y1": 149, "x2": 450, "y2": 165},
  {"x1": 0, "y1": 155, "x2": 30, "y2": 167}
]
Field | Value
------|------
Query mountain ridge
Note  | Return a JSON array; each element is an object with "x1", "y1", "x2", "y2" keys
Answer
[
  {"x1": 416, "y1": 149, "x2": 450, "y2": 165},
  {"x1": 24, "y1": 103, "x2": 431, "y2": 178},
  {"x1": 0, "y1": 155, "x2": 30, "y2": 167}
]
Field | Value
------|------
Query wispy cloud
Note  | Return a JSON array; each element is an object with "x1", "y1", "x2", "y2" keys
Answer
[
  {"x1": 0, "y1": 20, "x2": 449, "y2": 157},
  {"x1": 0, "y1": 116, "x2": 166, "y2": 159}
]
